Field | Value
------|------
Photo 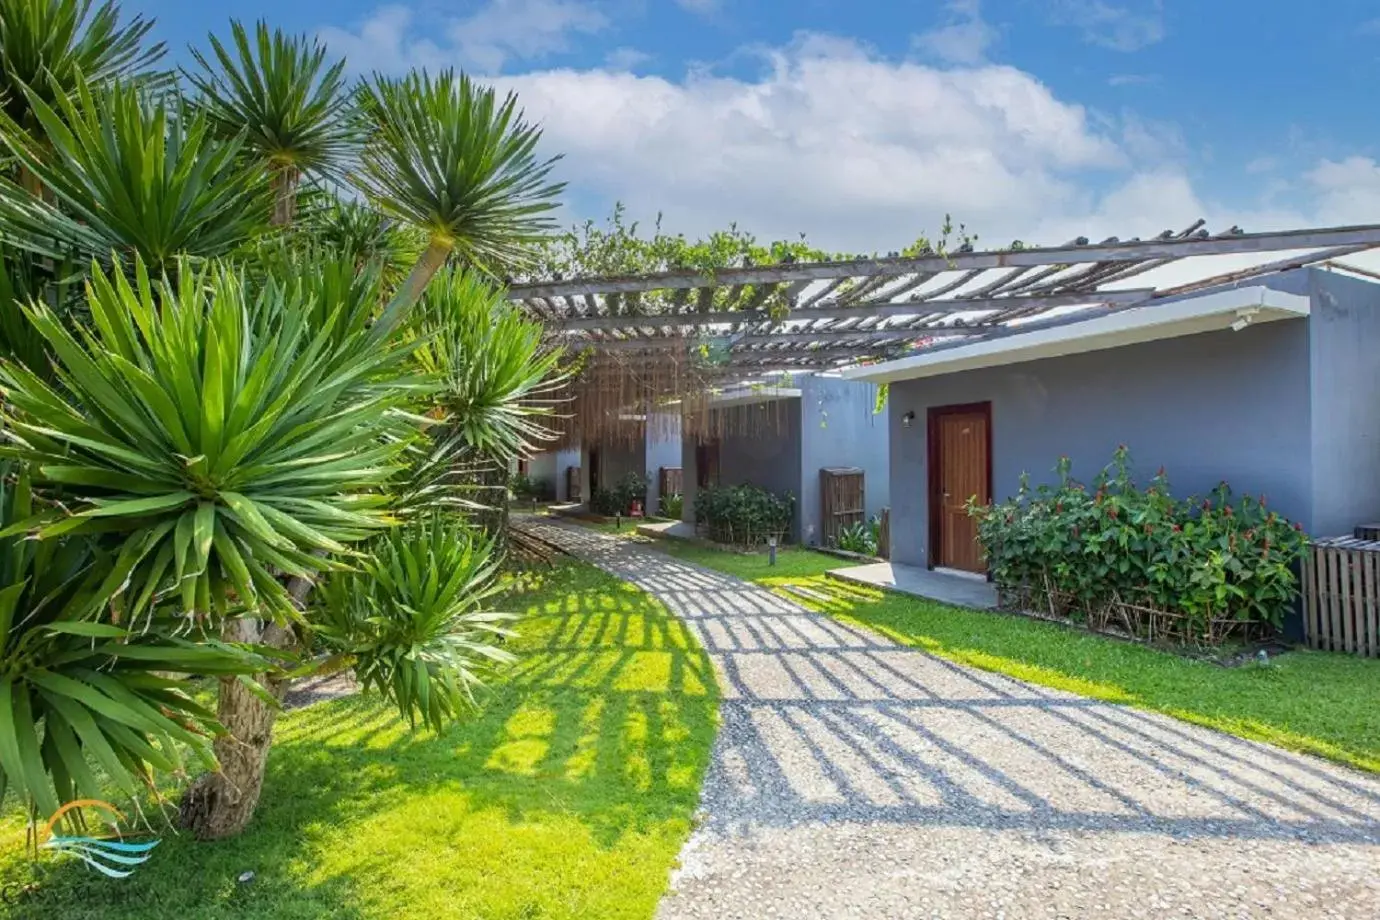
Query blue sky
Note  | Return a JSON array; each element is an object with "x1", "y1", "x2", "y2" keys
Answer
[{"x1": 129, "y1": 0, "x2": 1380, "y2": 253}]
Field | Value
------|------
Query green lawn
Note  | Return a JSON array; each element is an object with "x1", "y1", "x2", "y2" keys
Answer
[
  {"x1": 0, "y1": 562, "x2": 718, "y2": 920},
  {"x1": 649, "y1": 538, "x2": 1380, "y2": 773}
]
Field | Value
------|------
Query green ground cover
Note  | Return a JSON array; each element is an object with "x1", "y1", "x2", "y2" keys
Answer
[{"x1": 0, "y1": 562, "x2": 718, "y2": 920}]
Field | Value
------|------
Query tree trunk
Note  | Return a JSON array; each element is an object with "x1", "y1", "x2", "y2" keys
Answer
[
  {"x1": 270, "y1": 167, "x2": 301, "y2": 228},
  {"x1": 178, "y1": 619, "x2": 294, "y2": 840}
]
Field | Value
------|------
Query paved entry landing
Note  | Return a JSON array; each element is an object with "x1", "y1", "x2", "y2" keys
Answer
[{"x1": 515, "y1": 518, "x2": 1380, "y2": 920}]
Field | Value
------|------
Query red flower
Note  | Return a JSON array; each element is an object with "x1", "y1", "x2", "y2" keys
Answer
[
  {"x1": 1107, "y1": 507, "x2": 1118, "y2": 520},
  {"x1": 1171, "y1": 524, "x2": 1182, "y2": 533},
  {"x1": 1294, "y1": 522, "x2": 1304, "y2": 532},
  {"x1": 1223, "y1": 506, "x2": 1233, "y2": 518}
]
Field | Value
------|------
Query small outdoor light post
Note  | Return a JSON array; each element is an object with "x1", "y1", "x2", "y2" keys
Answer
[
  {"x1": 768, "y1": 536, "x2": 778, "y2": 566},
  {"x1": 615, "y1": 512, "x2": 622, "y2": 531}
]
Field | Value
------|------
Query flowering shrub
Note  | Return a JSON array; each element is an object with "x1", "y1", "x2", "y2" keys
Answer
[
  {"x1": 695, "y1": 484, "x2": 794, "y2": 546},
  {"x1": 969, "y1": 447, "x2": 1308, "y2": 642},
  {"x1": 660, "y1": 492, "x2": 684, "y2": 519}
]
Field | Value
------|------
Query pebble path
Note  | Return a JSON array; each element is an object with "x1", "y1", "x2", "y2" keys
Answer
[{"x1": 517, "y1": 517, "x2": 1380, "y2": 920}]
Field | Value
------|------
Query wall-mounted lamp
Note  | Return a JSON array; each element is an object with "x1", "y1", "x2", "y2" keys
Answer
[
  {"x1": 1230, "y1": 308, "x2": 1259, "y2": 333},
  {"x1": 902, "y1": 410, "x2": 916, "y2": 428}
]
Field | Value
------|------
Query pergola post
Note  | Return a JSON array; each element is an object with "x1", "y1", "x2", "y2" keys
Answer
[{"x1": 680, "y1": 430, "x2": 699, "y2": 528}]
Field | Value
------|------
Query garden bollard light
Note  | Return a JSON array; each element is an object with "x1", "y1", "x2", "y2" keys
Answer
[
  {"x1": 768, "y1": 537, "x2": 777, "y2": 566},
  {"x1": 616, "y1": 513, "x2": 622, "y2": 531}
]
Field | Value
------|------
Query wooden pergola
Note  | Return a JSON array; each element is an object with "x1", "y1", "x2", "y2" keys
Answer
[{"x1": 507, "y1": 221, "x2": 1380, "y2": 443}]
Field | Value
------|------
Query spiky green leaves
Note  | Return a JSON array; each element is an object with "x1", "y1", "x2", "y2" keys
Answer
[
  {"x1": 0, "y1": 0, "x2": 164, "y2": 131},
  {"x1": 0, "y1": 462, "x2": 266, "y2": 818},
  {"x1": 0, "y1": 257, "x2": 409, "y2": 620},
  {"x1": 411, "y1": 269, "x2": 565, "y2": 460},
  {"x1": 356, "y1": 68, "x2": 563, "y2": 281},
  {"x1": 0, "y1": 79, "x2": 271, "y2": 270},
  {"x1": 313, "y1": 515, "x2": 515, "y2": 732},
  {"x1": 186, "y1": 20, "x2": 356, "y2": 225}
]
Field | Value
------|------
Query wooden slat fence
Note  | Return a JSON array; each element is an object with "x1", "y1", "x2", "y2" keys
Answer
[
  {"x1": 877, "y1": 508, "x2": 891, "y2": 559},
  {"x1": 565, "y1": 465, "x2": 581, "y2": 502},
  {"x1": 1303, "y1": 536, "x2": 1380, "y2": 657},
  {"x1": 820, "y1": 467, "x2": 865, "y2": 547}
]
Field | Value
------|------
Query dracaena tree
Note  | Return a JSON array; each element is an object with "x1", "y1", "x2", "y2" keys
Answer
[
  {"x1": 0, "y1": 6, "x2": 567, "y2": 841},
  {"x1": 185, "y1": 19, "x2": 355, "y2": 226}
]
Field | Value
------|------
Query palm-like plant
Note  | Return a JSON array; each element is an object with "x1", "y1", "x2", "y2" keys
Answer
[
  {"x1": 0, "y1": 4, "x2": 569, "y2": 842},
  {"x1": 354, "y1": 69, "x2": 564, "y2": 340},
  {"x1": 313, "y1": 515, "x2": 514, "y2": 732},
  {"x1": 0, "y1": 0, "x2": 164, "y2": 137},
  {"x1": 186, "y1": 20, "x2": 355, "y2": 226},
  {"x1": 412, "y1": 269, "x2": 566, "y2": 461},
  {"x1": 0, "y1": 462, "x2": 266, "y2": 819},
  {"x1": 0, "y1": 257, "x2": 409, "y2": 621},
  {"x1": 0, "y1": 80, "x2": 271, "y2": 271}
]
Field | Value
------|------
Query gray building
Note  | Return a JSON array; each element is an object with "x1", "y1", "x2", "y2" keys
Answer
[
  {"x1": 846, "y1": 268, "x2": 1380, "y2": 573},
  {"x1": 680, "y1": 374, "x2": 890, "y2": 544},
  {"x1": 529, "y1": 413, "x2": 683, "y2": 512}
]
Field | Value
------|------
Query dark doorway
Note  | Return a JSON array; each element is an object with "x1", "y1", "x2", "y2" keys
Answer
[
  {"x1": 695, "y1": 439, "x2": 720, "y2": 489},
  {"x1": 927, "y1": 402, "x2": 992, "y2": 573},
  {"x1": 588, "y1": 447, "x2": 601, "y2": 494}
]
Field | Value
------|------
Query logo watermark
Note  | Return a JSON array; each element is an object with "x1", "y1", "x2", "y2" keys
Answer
[{"x1": 37, "y1": 800, "x2": 160, "y2": 879}]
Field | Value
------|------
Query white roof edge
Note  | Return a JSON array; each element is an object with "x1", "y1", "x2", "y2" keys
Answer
[
  {"x1": 842, "y1": 286, "x2": 1311, "y2": 385},
  {"x1": 710, "y1": 386, "x2": 803, "y2": 408}
]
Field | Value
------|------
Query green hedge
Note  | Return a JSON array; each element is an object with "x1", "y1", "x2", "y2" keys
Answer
[
  {"x1": 695, "y1": 484, "x2": 794, "y2": 547},
  {"x1": 971, "y1": 447, "x2": 1308, "y2": 643},
  {"x1": 589, "y1": 471, "x2": 647, "y2": 516}
]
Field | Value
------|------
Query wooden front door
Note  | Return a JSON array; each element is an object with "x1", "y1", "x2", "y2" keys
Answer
[{"x1": 928, "y1": 403, "x2": 992, "y2": 573}]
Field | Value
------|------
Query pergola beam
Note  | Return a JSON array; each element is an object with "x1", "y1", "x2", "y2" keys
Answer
[
  {"x1": 571, "y1": 327, "x2": 975, "y2": 352},
  {"x1": 547, "y1": 288, "x2": 1155, "y2": 331},
  {"x1": 507, "y1": 224, "x2": 1380, "y2": 300}
]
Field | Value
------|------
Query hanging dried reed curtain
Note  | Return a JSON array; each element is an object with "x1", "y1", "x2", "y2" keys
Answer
[{"x1": 542, "y1": 343, "x2": 800, "y2": 448}]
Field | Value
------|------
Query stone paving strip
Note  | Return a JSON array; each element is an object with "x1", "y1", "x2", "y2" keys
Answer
[{"x1": 515, "y1": 517, "x2": 1380, "y2": 920}]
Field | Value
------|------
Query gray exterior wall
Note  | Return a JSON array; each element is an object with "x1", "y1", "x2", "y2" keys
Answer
[
  {"x1": 527, "y1": 451, "x2": 557, "y2": 497},
  {"x1": 644, "y1": 412, "x2": 683, "y2": 516},
  {"x1": 712, "y1": 399, "x2": 804, "y2": 536},
  {"x1": 552, "y1": 446, "x2": 581, "y2": 502},
  {"x1": 1300, "y1": 270, "x2": 1380, "y2": 536},
  {"x1": 593, "y1": 441, "x2": 644, "y2": 491},
  {"x1": 887, "y1": 320, "x2": 1314, "y2": 568},
  {"x1": 798, "y1": 375, "x2": 891, "y2": 546}
]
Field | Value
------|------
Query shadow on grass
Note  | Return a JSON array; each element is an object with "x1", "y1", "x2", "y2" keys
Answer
[{"x1": 1, "y1": 562, "x2": 718, "y2": 920}]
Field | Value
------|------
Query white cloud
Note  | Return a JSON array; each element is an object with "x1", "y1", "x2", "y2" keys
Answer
[
  {"x1": 1244, "y1": 156, "x2": 1278, "y2": 175},
  {"x1": 1118, "y1": 111, "x2": 1185, "y2": 163},
  {"x1": 492, "y1": 34, "x2": 1135, "y2": 250},
  {"x1": 317, "y1": 0, "x2": 607, "y2": 74},
  {"x1": 676, "y1": 0, "x2": 719, "y2": 13},
  {"x1": 604, "y1": 47, "x2": 651, "y2": 71},
  {"x1": 318, "y1": 9, "x2": 1377, "y2": 272},
  {"x1": 1052, "y1": 1, "x2": 1165, "y2": 52},
  {"x1": 913, "y1": 0, "x2": 999, "y2": 66},
  {"x1": 1305, "y1": 157, "x2": 1380, "y2": 225}
]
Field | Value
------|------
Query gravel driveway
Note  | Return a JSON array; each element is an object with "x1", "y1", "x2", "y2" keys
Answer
[{"x1": 517, "y1": 518, "x2": 1380, "y2": 920}]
